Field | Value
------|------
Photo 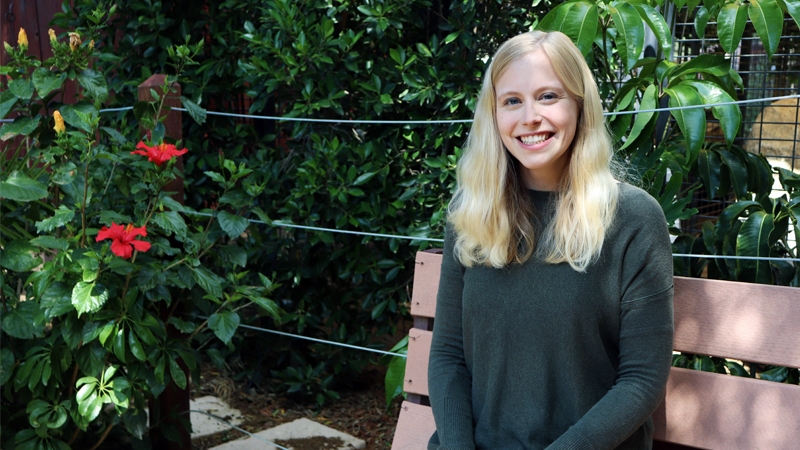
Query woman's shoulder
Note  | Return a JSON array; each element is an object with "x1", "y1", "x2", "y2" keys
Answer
[{"x1": 615, "y1": 182, "x2": 668, "y2": 224}]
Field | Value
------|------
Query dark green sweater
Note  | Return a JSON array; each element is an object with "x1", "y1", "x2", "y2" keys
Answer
[{"x1": 428, "y1": 184, "x2": 674, "y2": 450}]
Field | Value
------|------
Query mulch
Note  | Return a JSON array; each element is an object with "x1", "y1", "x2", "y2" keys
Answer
[{"x1": 190, "y1": 363, "x2": 403, "y2": 449}]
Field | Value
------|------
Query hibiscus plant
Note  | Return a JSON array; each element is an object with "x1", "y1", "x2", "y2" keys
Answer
[{"x1": 0, "y1": 6, "x2": 280, "y2": 449}]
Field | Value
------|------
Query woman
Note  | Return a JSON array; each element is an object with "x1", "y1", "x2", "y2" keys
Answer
[{"x1": 427, "y1": 31, "x2": 674, "y2": 450}]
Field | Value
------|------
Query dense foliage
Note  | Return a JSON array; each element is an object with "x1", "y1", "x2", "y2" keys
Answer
[{"x1": 0, "y1": 8, "x2": 281, "y2": 449}]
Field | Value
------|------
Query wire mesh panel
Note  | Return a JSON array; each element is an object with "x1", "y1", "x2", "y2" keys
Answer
[{"x1": 671, "y1": 5, "x2": 800, "y2": 236}]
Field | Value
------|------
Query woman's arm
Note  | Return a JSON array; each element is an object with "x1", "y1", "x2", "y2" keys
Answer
[
  {"x1": 546, "y1": 192, "x2": 675, "y2": 450},
  {"x1": 427, "y1": 226, "x2": 476, "y2": 450}
]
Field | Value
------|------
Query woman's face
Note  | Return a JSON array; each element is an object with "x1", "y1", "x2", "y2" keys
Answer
[{"x1": 495, "y1": 49, "x2": 579, "y2": 191}]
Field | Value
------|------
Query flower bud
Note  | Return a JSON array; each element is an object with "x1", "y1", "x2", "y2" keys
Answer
[
  {"x1": 89, "y1": 40, "x2": 95, "y2": 51},
  {"x1": 18, "y1": 28, "x2": 28, "y2": 49},
  {"x1": 4, "y1": 42, "x2": 11, "y2": 53},
  {"x1": 69, "y1": 32, "x2": 82, "y2": 51},
  {"x1": 48, "y1": 29, "x2": 57, "y2": 44},
  {"x1": 53, "y1": 111, "x2": 66, "y2": 134}
]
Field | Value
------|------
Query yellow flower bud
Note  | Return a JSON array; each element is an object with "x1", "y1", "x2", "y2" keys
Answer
[
  {"x1": 18, "y1": 28, "x2": 28, "y2": 48},
  {"x1": 69, "y1": 32, "x2": 82, "y2": 51},
  {"x1": 53, "y1": 111, "x2": 66, "y2": 135},
  {"x1": 89, "y1": 40, "x2": 95, "y2": 51},
  {"x1": 48, "y1": 29, "x2": 57, "y2": 44}
]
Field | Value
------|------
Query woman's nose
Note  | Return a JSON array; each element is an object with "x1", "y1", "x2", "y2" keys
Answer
[{"x1": 521, "y1": 102, "x2": 541, "y2": 126}]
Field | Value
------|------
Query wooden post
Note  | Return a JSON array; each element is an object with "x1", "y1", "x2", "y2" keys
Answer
[
  {"x1": 138, "y1": 75, "x2": 190, "y2": 450},
  {"x1": 137, "y1": 75, "x2": 185, "y2": 204}
]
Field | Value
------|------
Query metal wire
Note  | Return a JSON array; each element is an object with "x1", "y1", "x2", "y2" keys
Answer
[
  {"x1": 672, "y1": 253, "x2": 800, "y2": 263},
  {"x1": 180, "y1": 210, "x2": 445, "y2": 242},
  {"x1": 187, "y1": 314, "x2": 407, "y2": 358}
]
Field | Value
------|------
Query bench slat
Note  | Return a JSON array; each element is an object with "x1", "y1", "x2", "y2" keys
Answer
[
  {"x1": 410, "y1": 251, "x2": 443, "y2": 319},
  {"x1": 404, "y1": 328, "x2": 432, "y2": 397},
  {"x1": 391, "y1": 401, "x2": 436, "y2": 449},
  {"x1": 653, "y1": 367, "x2": 800, "y2": 450},
  {"x1": 672, "y1": 276, "x2": 800, "y2": 368}
]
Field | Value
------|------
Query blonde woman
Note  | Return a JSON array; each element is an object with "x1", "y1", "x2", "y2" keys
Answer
[{"x1": 428, "y1": 31, "x2": 674, "y2": 449}]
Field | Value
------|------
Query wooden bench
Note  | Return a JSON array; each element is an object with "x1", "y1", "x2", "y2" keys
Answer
[{"x1": 392, "y1": 249, "x2": 800, "y2": 449}]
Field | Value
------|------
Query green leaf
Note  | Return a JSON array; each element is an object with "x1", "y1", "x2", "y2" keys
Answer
[
  {"x1": 169, "y1": 357, "x2": 187, "y2": 389},
  {"x1": 695, "y1": 149, "x2": 722, "y2": 199},
  {"x1": 609, "y1": 2, "x2": 645, "y2": 72},
  {"x1": 694, "y1": 6, "x2": 710, "y2": 38},
  {"x1": 9, "y1": 78, "x2": 35, "y2": 99},
  {"x1": 680, "y1": 80, "x2": 742, "y2": 147},
  {"x1": 760, "y1": 365, "x2": 788, "y2": 382},
  {"x1": 36, "y1": 205, "x2": 75, "y2": 232},
  {"x1": 217, "y1": 210, "x2": 249, "y2": 239},
  {"x1": 218, "y1": 244, "x2": 247, "y2": 268},
  {"x1": 749, "y1": 0, "x2": 783, "y2": 60},
  {"x1": 1, "y1": 347, "x2": 14, "y2": 386},
  {"x1": 736, "y1": 210, "x2": 775, "y2": 284},
  {"x1": 72, "y1": 282, "x2": 110, "y2": 315},
  {"x1": 443, "y1": 31, "x2": 460, "y2": 44},
  {"x1": 0, "y1": 90, "x2": 18, "y2": 119},
  {"x1": 634, "y1": 4, "x2": 672, "y2": 57},
  {"x1": 32, "y1": 68, "x2": 64, "y2": 98},
  {"x1": 562, "y1": 2, "x2": 598, "y2": 57},
  {"x1": 715, "y1": 201, "x2": 763, "y2": 247},
  {"x1": 690, "y1": 355, "x2": 715, "y2": 372},
  {"x1": 718, "y1": 149, "x2": 748, "y2": 200},
  {"x1": 59, "y1": 102, "x2": 98, "y2": 133},
  {"x1": 664, "y1": 85, "x2": 705, "y2": 160},
  {"x1": 2, "y1": 301, "x2": 43, "y2": 339},
  {"x1": 113, "y1": 329, "x2": 127, "y2": 363},
  {"x1": 29, "y1": 236, "x2": 70, "y2": 251},
  {"x1": 0, "y1": 170, "x2": 48, "y2": 201},
  {"x1": 100, "y1": 127, "x2": 127, "y2": 144},
  {"x1": 781, "y1": 0, "x2": 800, "y2": 27},
  {"x1": 668, "y1": 55, "x2": 730, "y2": 82},
  {"x1": 620, "y1": 84, "x2": 657, "y2": 150},
  {"x1": 0, "y1": 239, "x2": 42, "y2": 272},
  {"x1": 718, "y1": 2, "x2": 748, "y2": 54},
  {"x1": 180, "y1": 96, "x2": 207, "y2": 125},
  {"x1": 77, "y1": 69, "x2": 109, "y2": 102},
  {"x1": 208, "y1": 311, "x2": 239, "y2": 344},
  {"x1": 192, "y1": 267, "x2": 223, "y2": 299},
  {"x1": 40, "y1": 282, "x2": 74, "y2": 319},
  {"x1": 0, "y1": 115, "x2": 41, "y2": 141},
  {"x1": 385, "y1": 351, "x2": 406, "y2": 407},
  {"x1": 154, "y1": 211, "x2": 188, "y2": 237},
  {"x1": 128, "y1": 328, "x2": 147, "y2": 361},
  {"x1": 252, "y1": 296, "x2": 281, "y2": 321}
]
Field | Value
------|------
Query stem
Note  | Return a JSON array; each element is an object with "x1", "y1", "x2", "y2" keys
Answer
[
  {"x1": 66, "y1": 427, "x2": 81, "y2": 446},
  {"x1": 99, "y1": 162, "x2": 118, "y2": 202},
  {"x1": 68, "y1": 363, "x2": 79, "y2": 397},
  {"x1": 87, "y1": 423, "x2": 114, "y2": 450},
  {"x1": 80, "y1": 154, "x2": 91, "y2": 247},
  {"x1": 164, "y1": 296, "x2": 182, "y2": 324}
]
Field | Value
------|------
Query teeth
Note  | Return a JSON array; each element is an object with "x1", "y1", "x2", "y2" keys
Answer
[{"x1": 520, "y1": 134, "x2": 549, "y2": 145}]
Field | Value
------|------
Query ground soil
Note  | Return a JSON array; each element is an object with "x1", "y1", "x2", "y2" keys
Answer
[{"x1": 190, "y1": 362, "x2": 402, "y2": 449}]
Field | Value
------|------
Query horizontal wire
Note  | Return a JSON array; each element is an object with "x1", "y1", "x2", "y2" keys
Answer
[
  {"x1": 672, "y1": 253, "x2": 800, "y2": 262},
  {"x1": 5, "y1": 94, "x2": 797, "y2": 125},
  {"x1": 181, "y1": 210, "x2": 445, "y2": 242},
  {"x1": 182, "y1": 410, "x2": 291, "y2": 450},
  {"x1": 179, "y1": 211, "x2": 800, "y2": 262},
  {"x1": 187, "y1": 314, "x2": 407, "y2": 358}
]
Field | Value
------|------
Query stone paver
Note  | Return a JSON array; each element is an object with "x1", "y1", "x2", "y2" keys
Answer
[
  {"x1": 209, "y1": 417, "x2": 366, "y2": 450},
  {"x1": 189, "y1": 396, "x2": 246, "y2": 439}
]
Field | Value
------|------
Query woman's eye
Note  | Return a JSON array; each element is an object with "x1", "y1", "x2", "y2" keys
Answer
[
  {"x1": 541, "y1": 93, "x2": 557, "y2": 101},
  {"x1": 503, "y1": 98, "x2": 521, "y2": 106}
]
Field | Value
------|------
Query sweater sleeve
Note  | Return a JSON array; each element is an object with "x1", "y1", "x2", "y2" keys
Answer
[
  {"x1": 427, "y1": 225, "x2": 476, "y2": 450},
  {"x1": 545, "y1": 191, "x2": 675, "y2": 450}
]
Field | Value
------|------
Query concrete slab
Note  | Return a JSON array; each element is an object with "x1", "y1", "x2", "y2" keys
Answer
[
  {"x1": 209, "y1": 418, "x2": 366, "y2": 450},
  {"x1": 189, "y1": 396, "x2": 246, "y2": 439}
]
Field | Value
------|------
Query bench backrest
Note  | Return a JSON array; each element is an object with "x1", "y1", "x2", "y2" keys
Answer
[{"x1": 392, "y1": 250, "x2": 800, "y2": 450}]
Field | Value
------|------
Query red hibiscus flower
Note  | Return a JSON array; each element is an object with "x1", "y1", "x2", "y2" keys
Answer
[
  {"x1": 131, "y1": 141, "x2": 188, "y2": 166},
  {"x1": 96, "y1": 222, "x2": 151, "y2": 258}
]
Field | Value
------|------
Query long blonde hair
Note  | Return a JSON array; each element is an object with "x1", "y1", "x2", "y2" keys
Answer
[{"x1": 449, "y1": 31, "x2": 619, "y2": 272}]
